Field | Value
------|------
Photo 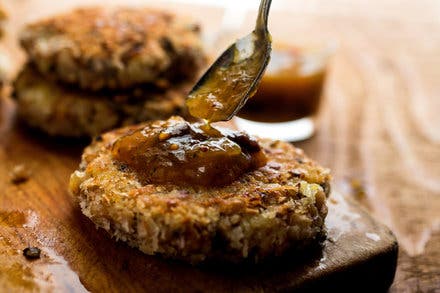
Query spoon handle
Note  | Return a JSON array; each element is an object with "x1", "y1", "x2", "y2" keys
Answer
[{"x1": 255, "y1": 0, "x2": 272, "y2": 34}]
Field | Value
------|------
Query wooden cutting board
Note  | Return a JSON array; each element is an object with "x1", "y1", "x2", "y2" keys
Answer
[{"x1": 0, "y1": 96, "x2": 397, "y2": 292}]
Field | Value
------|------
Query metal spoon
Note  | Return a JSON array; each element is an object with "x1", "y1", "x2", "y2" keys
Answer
[{"x1": 186, "y1": 0, "x2": 272, "y2": 123}]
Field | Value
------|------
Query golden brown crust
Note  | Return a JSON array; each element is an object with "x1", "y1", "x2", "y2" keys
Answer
[
  {"x1": 69, "y1": 118, "x2": 331, "y2": 263},
  {"x1": 13, "y1": 65, "x2": 190, "y2": 137},
  {"x1": 20, "y1": 7, "x2": 207, "y2": 90}
]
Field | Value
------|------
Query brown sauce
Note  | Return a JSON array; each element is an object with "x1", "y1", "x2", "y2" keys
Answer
[
  {"x1": 112, "y1": 117, "x2": 267, "y2": 187},
  {"x1": 186, "y1": 32, "x2": 269, "y2": 123},
  {"x1": 238, "y1": 46, "x2": 326, "y2": 123},
  {"x1": 186, "y1": 62, "x2": 255, "y2": 123}
]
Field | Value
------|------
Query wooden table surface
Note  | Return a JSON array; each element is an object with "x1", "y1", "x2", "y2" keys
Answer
[{"x1": 1, "y1": 0, "x2": 439, "y2": 292}]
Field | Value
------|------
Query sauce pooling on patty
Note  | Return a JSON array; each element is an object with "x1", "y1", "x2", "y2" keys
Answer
[{"x1": 112, "y1": 117, "x2": 267, "y2": 187}]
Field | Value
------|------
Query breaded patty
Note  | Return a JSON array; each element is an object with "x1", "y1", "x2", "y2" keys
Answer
[
  {"x1": 20, "y1": 7, "x2": 206, "y2": 90},
  {"x1": 69, "y1": 117, "x2": 331, "y2": 263},
  {"x1": 13, "y1": 66, "x2": 189, "y2": 137}
]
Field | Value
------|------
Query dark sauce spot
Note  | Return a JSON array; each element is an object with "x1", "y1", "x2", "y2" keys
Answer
[
  {"x1": 117, "y1": 163, "x2": 129, "y2": 172},
  {"x1": 160, "y1": 37, "x2": 174, "y2": 53},
  {"x1": 228, "y1": 132, "x2": 261, "y2": 153},
  {"x1": 23, "y1": 247, "x2": 41, "y2": 260}
]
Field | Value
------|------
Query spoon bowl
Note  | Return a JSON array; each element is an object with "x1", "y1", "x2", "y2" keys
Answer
[{"x1": 186, "y1": 0, "x2": 272, "y2": 123}]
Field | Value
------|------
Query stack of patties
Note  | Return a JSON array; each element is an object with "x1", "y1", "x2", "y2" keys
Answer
[{"x1": 13, "y1": 7, "x2": 207, "y2": 137}]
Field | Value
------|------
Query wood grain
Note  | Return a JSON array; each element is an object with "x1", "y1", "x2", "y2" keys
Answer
[{"x1": 0, "y1": 0, "x2": 439, "y2": 291}]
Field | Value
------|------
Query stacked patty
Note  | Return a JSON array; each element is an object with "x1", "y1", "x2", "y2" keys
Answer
[{"x1": 14, "y1": 7, "x2": 206, "y2": 137}]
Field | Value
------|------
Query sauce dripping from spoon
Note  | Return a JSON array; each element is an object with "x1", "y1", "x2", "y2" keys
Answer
[{"x1": 186, "y1": 0, "x2": 272, "y2": 123}]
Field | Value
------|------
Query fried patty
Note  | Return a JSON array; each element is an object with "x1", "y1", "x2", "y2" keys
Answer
[
  {"x1": 13, "y1": 65, "x2": 189, "y2": 137},
  {"x1": 20, "y1": 7, "x2": 206, "y2": 90},
  {"x1": 69, "y1": 117, "x2": 331, "y2": 263}
]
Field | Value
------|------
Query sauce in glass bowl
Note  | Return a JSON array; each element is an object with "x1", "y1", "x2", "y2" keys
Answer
[
  {"x1": 237, "y1": 44, "x2": 329, "y2": 123},
  {"x1": 234, "y1": 42, "x2": 334, "y2": 141}
]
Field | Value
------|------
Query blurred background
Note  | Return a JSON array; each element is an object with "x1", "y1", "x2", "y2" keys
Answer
[{"x1": 0, "y1": 0, "x2": 439, "y2": 291}]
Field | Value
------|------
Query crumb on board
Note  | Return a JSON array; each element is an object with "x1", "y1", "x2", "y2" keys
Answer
[
  {"x1": 10, "y1": 164, "x2": 31, "y2": 184},
  {"x1": 350, "y1": 178, "x2": 367, "y2": 200},
  {"x1": 23, "y1": 246, "x2": 41, "y2": 260}
]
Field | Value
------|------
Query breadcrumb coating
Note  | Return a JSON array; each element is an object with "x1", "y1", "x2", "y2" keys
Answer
[{"x1": 69, "y1": 117, "x2": 331, "y2": 263}]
